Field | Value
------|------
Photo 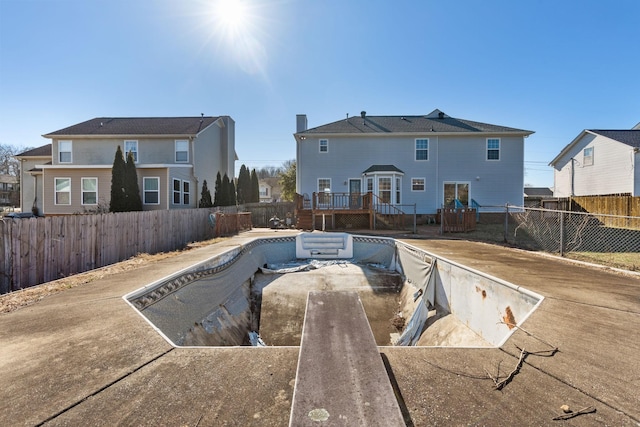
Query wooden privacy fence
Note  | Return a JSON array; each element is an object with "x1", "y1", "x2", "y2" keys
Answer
[
  {"x1": 0, "y1": 208, "x2": 237, "y2": 294},
  {"x1": 242, "y1": 202, "x2": 296, "y2": 228},
  {"x1": 570, "y1": 196, "x2": 640, "y2": 228},
  {"x1": 211, "y1": 211, "x2": 253, "y2": 237}
]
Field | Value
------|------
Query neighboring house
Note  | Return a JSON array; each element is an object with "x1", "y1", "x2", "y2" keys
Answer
[
  {"x1": 294, "y1": 109, "x2": 533, "y2": 214},
  {"x1": 0, "y1": 174, "x2": 19, "y2": 207},
  {"x1": 259, "y1": 177, "x2": 282, "y2": 203},
  {"x1": 549, "y1": 125, "x2": 640, "y2": 197},
  {"x1": 14, "y1": 144, "x2": 52, "y2": 215},
  {"x1": 523, "y1": 187, "x2": 553, "y2": 207},
  {"x1": 33, "y1": 116, "x2": 235, "y2": 215}
]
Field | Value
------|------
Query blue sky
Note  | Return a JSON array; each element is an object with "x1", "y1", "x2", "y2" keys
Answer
[{"x1": 1, "y1": 0, "x2": 638, "y2": 188}]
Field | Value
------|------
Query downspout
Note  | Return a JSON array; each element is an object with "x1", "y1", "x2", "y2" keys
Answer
[
  {"x1": 190, "y1": 136, "x2": 197, "y2": 208},
  {"x1": 570, "y1": 158, "x2": 575, "y2": 197},
  {"x1": 633, "y1": 148, "x2": 638, "y2": 196},
  {"x1": 435, "y1": 136, "x2": 439, "y2": 211}
]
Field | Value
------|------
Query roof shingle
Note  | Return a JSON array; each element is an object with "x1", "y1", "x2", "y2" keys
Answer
[
  {"x1": 589, "y1": 130, "x2": 640, "y2": 148},
  {"x1": 44, "y1": 117, "x2": 220, "y2": 137},
  {"x1": 299, "y1": 111, "x2": 532, "y2": 135},
  {"x1": 15, "y1": 144, "x2": 52, "y2": 157}
]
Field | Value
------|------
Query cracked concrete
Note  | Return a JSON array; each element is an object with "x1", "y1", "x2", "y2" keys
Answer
[{"x1": 0, "y1": 230, "x2": 638, "y2": 426}]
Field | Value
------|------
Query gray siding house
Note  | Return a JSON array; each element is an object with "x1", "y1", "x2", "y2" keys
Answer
[
  {"x1": 34, "y1": 116, "x2": 236, "y2": 215},
  {"x1": 294, "y1": 109, "x2": 533, "y2": 214},
  {"x1": 550, "y1": 126, "x2": 640, "y2": 197}
]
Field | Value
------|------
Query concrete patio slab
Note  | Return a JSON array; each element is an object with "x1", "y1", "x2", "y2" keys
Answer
[{"x1": 0, "y1": 230, "x2": 637, "y2": 426}]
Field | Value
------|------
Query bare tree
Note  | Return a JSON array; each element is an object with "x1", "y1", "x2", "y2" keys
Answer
[
  {"x1": 256, "y1": 165, "x2": 283, "y2": 179},
  {"x1": 0, "y1": 144, "x2": 31, "y2": 207},
  {"x1": 0, "y1": 144, "x2": 24, "y2": 176}
]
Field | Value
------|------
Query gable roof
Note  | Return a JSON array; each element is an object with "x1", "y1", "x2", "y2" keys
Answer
[
  {"x1": 550, "y1": 129, "x2": 640, "y2": 166},
  {"x1": 523, "y1": 187, "x2": 553, "y2": 197},
  {"x1": 15, "y1": 144, "x2": 52, "y2": 157},
  {"x1": 43, "y1": 117, "x2": 221, "y2": 138},
  {"x1": 589, "y1": 130, "x2": 640, "y2": 148},
  {"x1": 297, "y1": 109, "x2": 533, "y2": 136}
]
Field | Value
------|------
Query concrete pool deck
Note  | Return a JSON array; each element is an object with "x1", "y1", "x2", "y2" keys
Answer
[{"x1": 1, "y1": 229, "x2": 639, "y2": 426}]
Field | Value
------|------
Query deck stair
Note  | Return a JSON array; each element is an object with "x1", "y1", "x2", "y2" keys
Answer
[{"x1": 296, "y1": 210, "x2": 313, "y2": 230}]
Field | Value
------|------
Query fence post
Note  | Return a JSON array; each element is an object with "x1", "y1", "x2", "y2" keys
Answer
[
  {"x1": 504, "y1": 204, "x2": 509, "y2": 243},
  {"x1": 559, "y1": 210, "x2": 565, "y2": 257},
  {"x1": 413, "y1": 204, "x2": 417, "y2": 234}
]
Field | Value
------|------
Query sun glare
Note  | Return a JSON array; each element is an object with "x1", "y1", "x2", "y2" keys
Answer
[
  {"x1": 213, "y1": 0, "x2": 250, "y2": 35},
  {"x1": 202, "y1": 0, "x2": 269, "y2": 76}
]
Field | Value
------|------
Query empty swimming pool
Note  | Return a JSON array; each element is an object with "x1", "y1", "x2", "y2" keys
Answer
[{"x1": 123, "y1": 233, "x2": 543, "y2": 348}]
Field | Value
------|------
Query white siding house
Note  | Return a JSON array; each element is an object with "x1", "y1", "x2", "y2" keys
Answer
[
  {"x1": 549, "y1": 128, "x2": 640, "y2": 197},
  {"x1": 294, "y1": 109, "x2": 533, "y2": 214}
]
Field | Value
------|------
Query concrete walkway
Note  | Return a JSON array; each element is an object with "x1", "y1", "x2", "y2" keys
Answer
[{"x1": 0, "y1": 230, "x2": 638, "y2": 426}]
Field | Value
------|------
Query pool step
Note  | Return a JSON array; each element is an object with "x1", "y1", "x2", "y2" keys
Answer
[
  {"x1": 295, "y1": 232, "x2": 353, "y2": 259},
  {"x1": 289, "y1": 291, "x2": 405, "y2": 426}
]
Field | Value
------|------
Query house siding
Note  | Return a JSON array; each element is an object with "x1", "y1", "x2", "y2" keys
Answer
[
  {"x1": 52, "y1": 137, "x2": 191, "y2": 166},
  {"x1": 553, "y1": 133, "x2": 634, "y2": 197},
  {"x1": 192, "y1": 117, "x2": 235, "y2": 205},
  {"x1": 297, "y1": 134, "x2": 524, "y2": 213},
  {"x1": 634, "y1": 152, "x2": 640, "y2": 197},
  {"x1": 17, "y1": 157, "x2": 47, "y2": 213},
  {"x1": 41, "y1": 167, "x2": 178, "y2": 214},
  {"x1": 42, "y1": 168, "x2": 112, "y2": 214},
  {"x1": 139, "y1": 168, "x2": 169, "y2": 210},
  {"x1": 168, "y1": 166, "x2": 195, "y2": 209}
]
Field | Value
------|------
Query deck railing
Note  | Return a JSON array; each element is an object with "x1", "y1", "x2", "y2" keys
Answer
[
  {"x1": 310, "y1": 192, "x2": 372, "y2": 210},
  {"x1": 294, "y1": 192, "x2": 416, "y2": 232}
]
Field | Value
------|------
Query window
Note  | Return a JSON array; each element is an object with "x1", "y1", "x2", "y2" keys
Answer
[
  {"x1": 125, "y1": 140, "x2": 138, "y2": 162},
  {"x1": 58, "y1": 141, "x2": 72, "y2": 163},
  {"x1": 395, "y1": 177, "x2": 401, "y2": 204},
  {"x1": 175, "y1": 140, "x2": 189, "y2": 162},
  {"x1": 318, "y1": 178, "x2": 331, "y2": 204},
  {"x1": 319, "y1": 139, "x2": 328, "y2": 153},
  {"x1": 81, "y1": 178, "x2": 97, "y2": 205},
  {"x1": 318, "y1": 178, "x2": 331, "y2": 193},
  {"x1": 415, "y1": 139, "x2": 429, "y2": 161},
  {"x1": 260, "y1": 186, "x2": 269, "y2": 197},
  {"x1": 183, "y1": 181, "x2": 190, "y2": 205},
  {"x1": 412, "y1": 178, "x2": 425, "y2": 191},
  {"x1": 379, "y1": 177, "x2": 391, "y2": 203},
  {"x1": 143, "y1": 177, "x2": 160, "y2": 205},
  {"x1": 487, "y1": 138, "x2": 500, "y2": 160},
  {"x1": 583, "y1": 147, "x2": 594, "y2": 166},
  {"x1": 173, "y1": 179, "x2": 181, "y2": 204},
  {"x1": 366, "y1": 178, "x2": 373, "y2": 193},
  {"x1": 55, "y1": 178, "x2": 71, "y2": 205}
]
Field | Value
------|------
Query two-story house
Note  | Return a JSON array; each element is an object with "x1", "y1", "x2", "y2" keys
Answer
[
  {"x1": 0, "y1": 174, "x2": 19, "y2": 207},
  {"x1": 35, "y1": 116, "x2": 236, "y2": 215},
  {"x1": 259, "y1": 177, "x2": 282, "y2": 203},
  {"x1": 294, "y1": 109, "x2": 533, "y2": 215},
  {"x1": 550, "y1": 124, "x2": 640, "y2": 197}
]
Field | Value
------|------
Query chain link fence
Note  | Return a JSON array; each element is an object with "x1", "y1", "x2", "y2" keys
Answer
[{"x1": 504, "y1": 206, "x2": 640, "y2": 267}]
